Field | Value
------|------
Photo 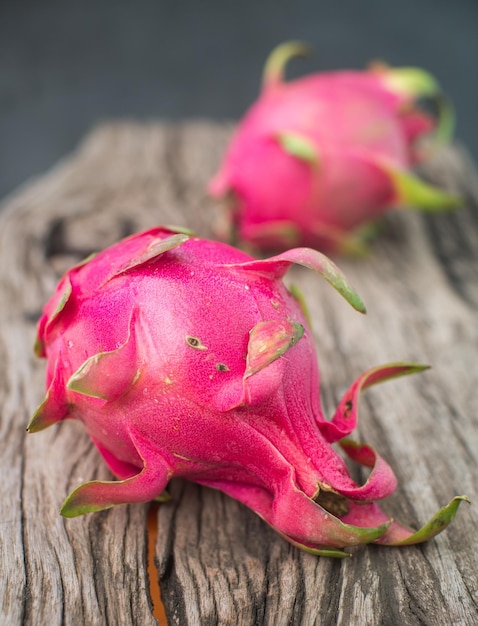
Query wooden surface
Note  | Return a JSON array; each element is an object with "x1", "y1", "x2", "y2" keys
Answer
[{"x1": 1, "y1": 122, "x2": 477, "y2": 626}]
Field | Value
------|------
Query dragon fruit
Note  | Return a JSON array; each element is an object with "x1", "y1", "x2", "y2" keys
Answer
[
  {"x1": 29, "y1": 226, "x2": 467, "y2": 557},
  {"x1": 209, "y1": 41, "x2": 460, "y2": 254}
]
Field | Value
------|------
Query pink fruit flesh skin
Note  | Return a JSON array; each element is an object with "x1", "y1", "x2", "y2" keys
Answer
[
  {"x1": 209, "y1": 42, "x2": 460, "y2": 253},
  {"x1": 30, "y1": 227, "x2": 468, "y2": 557}
]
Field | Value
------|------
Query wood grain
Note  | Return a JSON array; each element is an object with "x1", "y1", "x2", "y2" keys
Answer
[{"x1": 0, "y1": 122, "x2": 476, "y2": 625}]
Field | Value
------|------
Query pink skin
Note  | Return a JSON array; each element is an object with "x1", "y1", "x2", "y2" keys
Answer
[
  {"x1": 30, "y1": 227, "x2": 467, "y2": 556},
  {"x1": 209, "y1": 45, "x2": 457, "y2": 253}
]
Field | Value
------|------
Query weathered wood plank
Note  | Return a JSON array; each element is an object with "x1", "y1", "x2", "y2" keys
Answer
[{"x1": 0, "y1": 122, "x2": 477, "y2": 626}]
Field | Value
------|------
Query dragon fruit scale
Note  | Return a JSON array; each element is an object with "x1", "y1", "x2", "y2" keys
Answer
[
  {"x1": 209, "y1": 41, "x2": 460, "y2": 254},
  {"x1": 29, "y1": 226, "x2": 467, "y2": 557}
]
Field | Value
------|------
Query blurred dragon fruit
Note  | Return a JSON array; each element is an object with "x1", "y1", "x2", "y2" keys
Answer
[
  {"x1": 209, "y1": 41, "x2": 459, "y2": 254},
  {"x1": 29, "y1": 226, "x2": 467, "y2": 557}
]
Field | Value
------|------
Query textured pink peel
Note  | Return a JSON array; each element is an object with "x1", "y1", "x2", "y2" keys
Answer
[
  {"x1": 196, "y1": 474, "x2": 392, "y2": 550},
  {"x1": 226, "y1": 246, "x2": 366, "y2": 313},
  {"x1": 340, "y1": 496, "x2": 470, "y2": 546},
  {"x1": 66, "y1": 311, "x2": 139, "y2": 401},
  {"x1": 319, "y1": 362, "x2": 430, "y2": 442},
  {"x1": 113, "y1": 232, "x2": 191, "y2": 276},
  {"x1": 27, "y1": 355, "x2": 69, "y2": 432},
  {"x1": 335, "y1": 439, "x2": 398, "y2": 501},
  {"x1": 31, "y1": 227, "x2": 468, "y2": 555},
  {"x1": 209, "y1": 41, "x2": 460, "y2": 254},
  {"x1": 245, "y1": 320, "x2": 305, "y2": 377},
  {"x1": 61, "y1": 432, "x2": 172, "y2": 517},
  {"x1": 371, "y1": 63, "x2": 455, "y2": 146},
  {"x1": 34, "y1": 276, "x2": 73, "y2": 358}
]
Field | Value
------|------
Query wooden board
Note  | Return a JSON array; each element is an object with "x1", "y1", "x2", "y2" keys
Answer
[{"x1": 1, "y1": 122, "x2": 477, "y2": 625}]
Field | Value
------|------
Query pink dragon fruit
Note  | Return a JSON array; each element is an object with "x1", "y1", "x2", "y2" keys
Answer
[
  {"x1": 29, "y1": 226, "x2": 467, "y2": 557},
  {"x1": 209, "y1": 41, "x2": 460, "y2": 254}
]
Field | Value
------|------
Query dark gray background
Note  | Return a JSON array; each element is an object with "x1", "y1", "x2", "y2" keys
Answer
[{"x1": 1, "y1": 0, "x2": 477, "y2": 200}]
